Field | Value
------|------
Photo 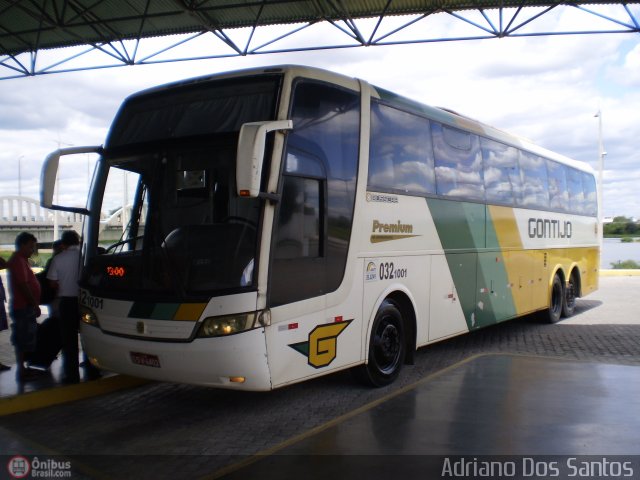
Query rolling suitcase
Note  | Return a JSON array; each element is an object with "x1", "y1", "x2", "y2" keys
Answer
[{"x1": 25, "y1": 316, "x2": 62, "y2": 369}]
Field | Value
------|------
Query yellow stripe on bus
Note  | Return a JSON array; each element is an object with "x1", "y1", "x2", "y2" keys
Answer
[
  {"x1": 489, "y1": 206, "x2": 551, "y2": 315},
  {"x1": 174, "y1": 303, "x2": 208, "y2": 321}
]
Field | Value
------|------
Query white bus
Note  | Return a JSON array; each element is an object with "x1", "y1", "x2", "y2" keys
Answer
[{"x1": 42, "y1": 65, "x2": 599, "y2": 390}]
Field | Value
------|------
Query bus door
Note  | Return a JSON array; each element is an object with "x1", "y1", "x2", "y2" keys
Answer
[{"x1": 264, "y1": 79, "x2": 362, "y2": 387}]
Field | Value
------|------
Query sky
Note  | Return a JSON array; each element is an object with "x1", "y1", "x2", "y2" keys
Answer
[{"x1": 1, "y1": 6, "x2": 639, "y2": 218}]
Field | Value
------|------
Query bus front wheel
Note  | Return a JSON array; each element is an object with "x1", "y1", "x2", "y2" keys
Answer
[
  {"x1": 355, "y1": 300, "x2": 406, "y2": 387},
  {"x1": 547, "y1": 274, "x2": 564, "y2": 323}
]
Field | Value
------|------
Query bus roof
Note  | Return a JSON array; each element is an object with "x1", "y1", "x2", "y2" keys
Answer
[{"x1": 119, "y1": 64, "x2": 595, "y2": 176}]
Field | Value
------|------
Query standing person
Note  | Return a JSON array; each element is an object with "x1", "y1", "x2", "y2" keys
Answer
[
  {"x1": 0, "y1": 257, "x2": 11, "y2": 371},
  {"x1": 46, "y1": 230, "x2": 83, "y2": 384},
  {"x1": 7, "y1": 232, "x2": 41, "y2": 381},
  {"x1": 38, "y1": 239, "x2": 65, "y2": 319}
]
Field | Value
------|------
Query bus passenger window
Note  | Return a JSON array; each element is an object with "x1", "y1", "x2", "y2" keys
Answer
[
  {"x1": 432, "y1": 123, "x2": 484, "y2": 201},
  {"x1": 518, "y1": 151, "x2": 549, "y2": 209},
  {"x1": 368, "y1": 102, "x2": 435, "y2": 195},
  {"x1": 481, "y1": 138, "x2": 520, "y2": 206},
  {"x1": 582, "y1": 172, "x2": 597, "y2": 217},
  {"x1": 547, "y1": 160, "x2": 569, "y2": 212},
  {"x1": 567, "y1": 167, "x2": 586, "y2": 215}
]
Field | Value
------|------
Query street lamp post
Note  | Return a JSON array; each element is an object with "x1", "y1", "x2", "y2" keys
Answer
[
  {"x1": 17, "y1": 155, "x2": 23, "y2": 197},
  {"x1": 595, "y1": 110, "x2": 606, "y2": 250},
  {"x1": 17, "y1": 155, "x2": 24, "y2": 222}
]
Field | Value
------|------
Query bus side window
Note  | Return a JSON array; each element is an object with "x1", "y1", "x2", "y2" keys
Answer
[
  {"x1": 432, "y1": 123, "x2": 484, "y2": 201},
  {"x1": 547, "y1": 160, "x2": 569, "y2": 212},
  {"x1": 368, "y1": 102, "x2": 435, "y2": 195},
  {"x1": 567, "y1": 167, "x2": 586, "y2": 215},
  {"x1": 481, "y1": 137, "x2": 520, "y2": 206},
  {"x1": 518, "y1": 151, "x2": 549, "y2": 209},
  {"x1": 582, "y1": 172, "x2": 597, "y2": 217}
]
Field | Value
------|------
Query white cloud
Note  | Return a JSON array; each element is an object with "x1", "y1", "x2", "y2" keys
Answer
[
  {"x1": 0, "y1": 16, "x2": 639, "y2": 217},
  {"x1": 609, "y1": 42, "x2": 640, "y2": 87}
]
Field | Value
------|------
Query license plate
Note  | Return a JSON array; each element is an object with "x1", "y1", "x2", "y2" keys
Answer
[{"x1": 130, "y1": 352, "x2": 161, "y2": 368}]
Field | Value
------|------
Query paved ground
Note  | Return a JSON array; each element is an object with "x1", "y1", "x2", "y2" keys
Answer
[
  {"x1": 225, "y1": 355, "x2": 640, "y2": 479},
  {"x1": 0, "y1": 275, "x2": 639, "y2": 479}
]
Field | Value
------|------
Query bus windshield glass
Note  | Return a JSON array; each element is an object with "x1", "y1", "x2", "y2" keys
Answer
[{"x1": 82, "y1": 76, "x2": 281, "y2": 300}]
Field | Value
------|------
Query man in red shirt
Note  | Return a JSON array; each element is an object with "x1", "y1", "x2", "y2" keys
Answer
[
  {"x1": 0, "y1": 256, "x2": 10, "y2": 370},
  {"x1": 7, "y1": 232, "x2": 41, "y2": 381}
]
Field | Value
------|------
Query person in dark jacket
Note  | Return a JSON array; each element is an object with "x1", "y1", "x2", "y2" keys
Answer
[{"x1": 46, "y1": 231, "x2": 82, "y2": 383}]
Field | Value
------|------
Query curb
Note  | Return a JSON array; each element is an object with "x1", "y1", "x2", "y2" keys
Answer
[
  {"x1": 600, "y1": 269, "x2": 640, "y2": 277},
  {"x1": 0, "y1": 375, "x2": 149, "y2": 416}
]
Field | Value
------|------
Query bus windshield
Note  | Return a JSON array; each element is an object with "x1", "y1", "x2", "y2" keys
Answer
[
  {"x1": 81, "y1": 75, "x2": 282, "y2": 300},
  {"x1": 83, "y1": 140, "x2": 259, "y2": 300}
]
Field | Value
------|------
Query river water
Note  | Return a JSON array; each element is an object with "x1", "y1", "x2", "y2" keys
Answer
[{"x1": 601, "y1": 237, "x2": 640, "y2": 269}]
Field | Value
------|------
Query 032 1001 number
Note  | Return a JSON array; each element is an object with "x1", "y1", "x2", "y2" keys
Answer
[
  {"x1": 379, "y1": 262, "x2": 407, "y2": 280},
  {"x1": 80, "y1": 291, "x2": 104, "y2": 310}
]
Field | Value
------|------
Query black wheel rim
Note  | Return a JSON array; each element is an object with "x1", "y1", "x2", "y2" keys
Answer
[
  {"x1": 372, "y1": 318, "x2": 401, "y2": 374},
  {"x1": 566, "y1": 280, "x2": 576, "y2": 309},
  {"x1": 551, "y1": 279, "x2": 563, "y2": 316}
]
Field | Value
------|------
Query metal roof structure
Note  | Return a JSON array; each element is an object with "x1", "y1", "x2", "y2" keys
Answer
[{"x1": 1, "y1": 0, "x2": 639, "y2": 79}]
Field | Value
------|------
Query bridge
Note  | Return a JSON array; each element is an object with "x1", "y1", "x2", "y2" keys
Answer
[{"x1": 0, "y1": 195, "x2": 125, "y2": 246}]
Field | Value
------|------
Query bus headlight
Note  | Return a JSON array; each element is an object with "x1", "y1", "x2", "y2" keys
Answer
[
  {"x1": 80, "y1": 306, "x2": 100, "y2": 327},
  {"x1": 197, "y1": 312, "x2": 257, "y2": 338}
]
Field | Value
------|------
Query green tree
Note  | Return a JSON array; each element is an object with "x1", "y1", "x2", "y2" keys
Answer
[
  {"x1": 611, "y1": 260, "x2": 640, "y2": 269},
  {"x1": 604, "y1": 216, "x2": 639, "y2": 237}
]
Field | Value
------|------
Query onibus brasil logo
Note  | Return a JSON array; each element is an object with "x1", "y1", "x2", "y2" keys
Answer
[
  {"x1": 7, "y1": 456, "x2": 30, "y2": 479},
  {"x1": 7, "y1": 456, "x2": 72, "y2": 478},
  {"x1": 289, "y1": 320, "x2": 352, "y2": 368}
]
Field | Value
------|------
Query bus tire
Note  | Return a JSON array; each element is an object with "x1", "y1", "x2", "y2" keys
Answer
[
  {"x1": 547, "y1": 274, "x2": 564, "y2": 324},
  {"x1": 562, "y1": 271, "x2": 578, "y2": 318},
  {"x1": 356, "y1": 300, "x2": 406, "y2": 387}
]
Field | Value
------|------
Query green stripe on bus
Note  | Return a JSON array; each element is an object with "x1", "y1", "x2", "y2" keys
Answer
[
  {"x1": 151, "y1": 303, "x2": 180, "y2": 320},
  {"x1": 427, "y1": 198, "x2": 517, "y2": 330},
  {"x1": 128, "y1": 302, "x2": 155, "y2": 319},
  {"x1": 129, "y1": 302, "x2": 180, "y2": 320}
]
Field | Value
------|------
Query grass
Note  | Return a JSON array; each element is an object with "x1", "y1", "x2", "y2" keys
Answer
[
  {"x1": 604, "y1": 234, "x2": 640, "y2": 239},
  {"x1": 610, "y1": 259, "x2": 640, "y2": 269}
]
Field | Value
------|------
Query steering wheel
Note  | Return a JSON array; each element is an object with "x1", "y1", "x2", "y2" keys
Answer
[{"x1": 104, "y1": 235, "x2": 144, "y2": 253}]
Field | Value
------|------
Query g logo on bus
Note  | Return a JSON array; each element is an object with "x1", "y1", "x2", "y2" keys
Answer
[
  {"x1": 136, "y1": 321, "x2": 145, "y2": 334},
  {"x1": 289, "y1": 320, "x2": 352, "y2": 368}
]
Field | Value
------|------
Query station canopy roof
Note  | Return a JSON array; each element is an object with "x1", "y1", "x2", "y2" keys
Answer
[{"x1": 1, "y1": 0, "x2": 639, "y2": 78}]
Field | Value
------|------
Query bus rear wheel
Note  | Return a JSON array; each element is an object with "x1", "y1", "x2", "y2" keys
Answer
[
  {"x1": 562, "y1": 272, "x2": 578, "y2": 318},
  {"x1": 547, "y1": 274, "x2": 564, "y2": 323},
  {"x1": 355, "y1": 300, "x2": 405, "y2": 387}
]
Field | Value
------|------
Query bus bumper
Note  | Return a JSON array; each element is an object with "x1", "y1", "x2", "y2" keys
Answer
[{"x1": 81, "y1": 324, "x2": 272, "y2": 391}]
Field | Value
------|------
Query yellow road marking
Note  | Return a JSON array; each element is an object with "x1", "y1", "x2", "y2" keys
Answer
[{"x1": 0, "y1": 375, "x2": 149, "y2": 416}]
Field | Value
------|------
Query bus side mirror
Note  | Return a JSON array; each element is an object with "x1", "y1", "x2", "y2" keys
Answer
[
  {"x1": 41, "y1": 145, "x2": 103, "y2": 214},
  {"x1": 236, "y1": 120, "x2": 293, "y2": 198}
]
